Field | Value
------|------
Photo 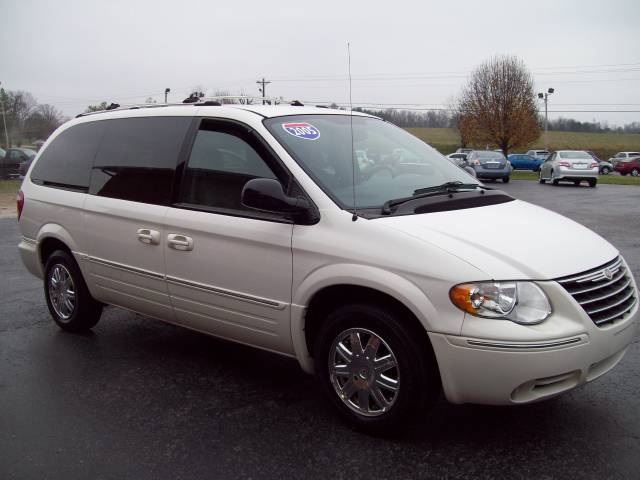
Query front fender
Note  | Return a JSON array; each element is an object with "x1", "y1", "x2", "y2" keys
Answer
[{"x1": 290, "y1": 263, "x2": 441, "y2": 374}]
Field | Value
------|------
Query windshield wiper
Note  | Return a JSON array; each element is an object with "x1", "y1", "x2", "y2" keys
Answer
[{"x1": 381, "y1": 181, "x2": 484, "y2": 215}]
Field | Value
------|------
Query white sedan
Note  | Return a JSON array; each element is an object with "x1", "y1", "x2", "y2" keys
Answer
[{"x1": 539, "y1": 150, "x2": 599, "y2": 187}]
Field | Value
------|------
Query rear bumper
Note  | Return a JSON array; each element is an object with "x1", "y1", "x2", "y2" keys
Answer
[
  {"x1": 18, "y1": 236, "x2": 43, "y2": 279},
  {"x1": 429, "y1": 304, "x2": 639, "y2": 405},
  {"x1": 475, "y1": 168, "x2": 510, "y2": 179},
  {"x1": 556, "y1": 167, "x2": 598, "y2": 180}
]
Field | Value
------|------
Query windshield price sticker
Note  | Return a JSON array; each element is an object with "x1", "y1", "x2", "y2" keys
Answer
[{"x1": 282, "y1": 122, "x2": 320, "y2": 140}]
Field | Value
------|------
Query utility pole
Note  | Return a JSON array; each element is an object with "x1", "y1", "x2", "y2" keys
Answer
[
  {"x1": 256, "y1": 77, "x2": 271, "y2": 105},
  {"x1": 164, "y1": 87, "x2": 170, "y2": 103},
  {"x1": 0, "y1": 82, "x2": 9, "y2": 148},
  {"x1": 538, "y1": 87, "x2": 555, "y2": 150}
]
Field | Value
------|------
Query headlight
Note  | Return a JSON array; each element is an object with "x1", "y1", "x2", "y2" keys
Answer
[{"x1": 450, "y1": 281, "x2": 552, "y2": 325}]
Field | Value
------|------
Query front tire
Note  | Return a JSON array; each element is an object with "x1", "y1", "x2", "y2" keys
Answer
[
  {"x1": 502, "y1": 176, "x2": 510, "y2": 183},
  {"x1": 632, "y1": 168, "x2": 639, "y2": 177},
  {"x1": 315, "y1": 303, "x2": 440, "y2": 435},
  {"x1": 601, "y1": 167, "x2": 610, "y2": 175},
  {"x1": 44, "y1": 250, "x2": 103, "y2": 332}
]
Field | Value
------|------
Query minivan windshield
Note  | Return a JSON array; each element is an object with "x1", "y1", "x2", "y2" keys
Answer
[{"x1": 264, "y1": 115, "x2": 478, "y2": 209}]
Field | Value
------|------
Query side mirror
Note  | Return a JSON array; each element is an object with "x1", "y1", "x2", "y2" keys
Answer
[{"x1": 241, "y1": 178, "x2": 316, "y2": 222}]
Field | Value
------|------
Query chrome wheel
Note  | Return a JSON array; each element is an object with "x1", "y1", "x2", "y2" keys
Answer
[
  {"x1": 48, "y1": 264, "x2": 76, "y2": 320},
  {"x1": 328, "y1": 328, "x2": 400, "y2": 417}
]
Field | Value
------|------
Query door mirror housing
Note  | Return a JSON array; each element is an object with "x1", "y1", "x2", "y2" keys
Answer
[{"x1": 241, "y1": 178, "x2": 317, "y2": 224}]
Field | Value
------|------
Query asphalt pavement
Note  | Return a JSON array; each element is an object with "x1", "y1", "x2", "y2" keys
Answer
[{"x1": 1, "y1": 180, "x2": 639, "y2": 479}]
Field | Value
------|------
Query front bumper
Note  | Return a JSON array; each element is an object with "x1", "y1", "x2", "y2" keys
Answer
[{"x1": 429, "y1": 281, "x2": 639, "y2": 405}]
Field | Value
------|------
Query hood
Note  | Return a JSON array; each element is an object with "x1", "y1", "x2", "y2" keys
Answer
[{"x1": 376, "y1": 199, "x2": 618, "y2": 280}]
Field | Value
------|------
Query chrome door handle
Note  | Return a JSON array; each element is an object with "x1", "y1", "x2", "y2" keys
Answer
[
  {"x1": 167, "y1": 234, "x2": 194, "y2": 251},
  {"x1": 137, "y1": 228, "x2": 160, "y2": 245}
]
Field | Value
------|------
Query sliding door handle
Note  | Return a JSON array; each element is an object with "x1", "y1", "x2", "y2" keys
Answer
[
  {"x1": 137, "y1": 228, "x2": 160, "y2": 245},
  {"x1": 167, "y1": 234, "x2": 194, "y2": 251}
]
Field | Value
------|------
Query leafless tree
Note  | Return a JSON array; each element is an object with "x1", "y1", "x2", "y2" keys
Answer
[
  {"x1": 2, "y1": 90, "x2": 37, "y2": 145},
  {"x1": 25, "y1": 104, "x2": 64, "y2": 139},
  {"x1": 457, "y1": 55, "x2": 540, "y2": 155}
]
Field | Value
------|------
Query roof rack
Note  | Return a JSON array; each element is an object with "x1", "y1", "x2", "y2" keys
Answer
[{"x1": 74, "y1": 96, "x2": 320, "y2": 118}]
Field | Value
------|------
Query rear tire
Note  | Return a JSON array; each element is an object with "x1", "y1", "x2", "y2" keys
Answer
[
  {"x1": 315, "y1": 303, "x2": 440, "y2": 435},
  {"x1": 588, "y1": 179, "x2": 597, "y2": 188},
  {"x1": 502, "y1": 176, "x2": 510, "y2": 183},
  {"x1": 573, "y1": 180, "x2": 580, "y2": 185},
  {"x1": 538, "y1": 171, "x2": 546, "y2": 184},
  {"x1": 44, "y1": 250, "x2": 103, "y2": 332}
]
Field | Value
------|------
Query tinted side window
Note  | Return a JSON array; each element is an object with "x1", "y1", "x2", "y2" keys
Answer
[
  {"x1": 90, "y1": 117, "x2": 191, "y2": 205},
  {"x1": 31, "y1": 122, "x2": 106, "y2": 191},
  {"x1": 180, "y1": 123, "x2": 279, "y2": 213}
]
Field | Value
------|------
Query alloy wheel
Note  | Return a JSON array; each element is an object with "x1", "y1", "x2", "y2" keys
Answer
[
  {"x1": 48, "y1": 264, "x2": 76, "y2": 320},
  {"x1": 328, "y1": 328, "x2": 400, "y2": 417}
]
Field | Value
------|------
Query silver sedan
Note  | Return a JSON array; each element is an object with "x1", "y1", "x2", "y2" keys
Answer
[{"x1": 539, "y1": 150, "x2": 599, "y2": 187}]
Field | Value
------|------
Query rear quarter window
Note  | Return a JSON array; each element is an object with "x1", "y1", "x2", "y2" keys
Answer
[{"x1": 30, "y1": 122, "x2": 106, "y2": 191}]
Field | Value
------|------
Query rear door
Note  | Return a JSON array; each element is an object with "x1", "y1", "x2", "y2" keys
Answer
[
  {"x1": 163, "y1": 118, "x2": 295, "y2": 354},
  {"x1": 541, "y1": 153, "x2": 555, "y2": 177},
  {"x1": 83, "y1": 116, "x2": 192, "y2": 321}
]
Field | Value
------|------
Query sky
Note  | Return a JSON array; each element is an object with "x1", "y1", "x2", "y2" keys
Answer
[{"x1": 1, "y1": 0, "x2": 639, "y2": 126}]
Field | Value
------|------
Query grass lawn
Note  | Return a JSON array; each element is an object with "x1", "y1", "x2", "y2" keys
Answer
[
  {"x1": 0, "y1": 180, "x2": 20, "y2": 218},
  {"x1": 406, "y1": 127, "x2": 640, "y2": 160},
  {"x1": 510, "y1": 171, "x2": 640, "y2": 185}
]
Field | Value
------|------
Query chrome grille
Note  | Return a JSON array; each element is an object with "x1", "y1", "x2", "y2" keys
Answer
[{"x1": 556, "y1": 257, "x2": 638, "y2": 327}]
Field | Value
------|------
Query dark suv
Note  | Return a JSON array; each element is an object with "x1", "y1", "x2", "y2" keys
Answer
[{"x1": 1, "y1": 148, "x2": 37, "y2": 179}]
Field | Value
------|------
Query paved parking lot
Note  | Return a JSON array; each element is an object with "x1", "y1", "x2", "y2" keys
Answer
[{"x1": 1, "y1": 181, "x2": 639, "y2": 479}]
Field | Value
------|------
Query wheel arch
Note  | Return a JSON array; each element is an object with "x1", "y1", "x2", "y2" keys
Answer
[
  {"x1": 291, "y1": 264, "x2": 438, "y2": 373},
  {"x1": 36, "y1": 223, "x2": 80, "y2": 266}
]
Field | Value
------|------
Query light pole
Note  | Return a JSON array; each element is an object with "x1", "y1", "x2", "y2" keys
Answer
[
  {"x1": 0, "y1": 82, "x2": 9, "y2": 148},
  {"x1": 164, "y1": 88, "x2": 170, "y2": 103},
  {"x1": 538, "y1": 87, "x2": 554, "y2": 150}
]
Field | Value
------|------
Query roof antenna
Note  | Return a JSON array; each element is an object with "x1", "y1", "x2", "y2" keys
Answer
[{"x1": 348, "y1": 42, "x2": 357, "y2": 222}]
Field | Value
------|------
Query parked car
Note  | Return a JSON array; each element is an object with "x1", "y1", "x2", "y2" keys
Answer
[
  {"x1": 526, "y1": 149, "x2": 550, "y2": 162},
  {"x1": 538, "y1": 150, "x2": 599, "y2": 187},
  {"x1": 1, "y1": 148, "x2": 36, "y2": 179},
  {"x1": 446, "y1": 153, "x2": 476, "y2": 177},
  {"x1": 0, "y1": 147, "x2": 5, "y2": 159},
  {"x1": 466, "y1": 150, "x2": 510, "y2": 182},
  {"x1": 455, "y1": 147, "x2": 473, "y2": 155},
  {"x1": 609, "y1": 151, "x2": 640, "y2": 167},
  {"x1": 507, "y1": 153, "x2": 543, "y2": 171},
  {"x1": 586, "y1": 151, "x2": 613, "y2": 175},
  {"x1": 614, "y1": 156, "x2": 640, "y2": 176},
  {"x1": 17, "y1": 105, "x2": 638, "y2": 434}
]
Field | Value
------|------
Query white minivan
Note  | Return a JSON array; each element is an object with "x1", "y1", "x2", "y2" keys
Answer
[{"x1": 17, "y1": 104, "x2": 638, "y2": 434}]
